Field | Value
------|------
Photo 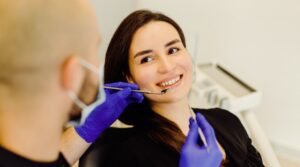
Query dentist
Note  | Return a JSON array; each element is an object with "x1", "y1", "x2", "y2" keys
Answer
[{"x1": 0, "y1": 0, "x2": 142, "y2": 166}]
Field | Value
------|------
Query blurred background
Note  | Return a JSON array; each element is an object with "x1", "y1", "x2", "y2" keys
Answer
[{"x1": 90, "y1": 0, "x2": 300, "y2": 166}]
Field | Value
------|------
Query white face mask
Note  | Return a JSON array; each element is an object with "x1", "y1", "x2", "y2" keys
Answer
[{"x1": 67, "y1": 59, "x2": 106, "y2": 124}]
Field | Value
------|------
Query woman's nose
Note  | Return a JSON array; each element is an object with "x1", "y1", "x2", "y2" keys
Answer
[{"x1": 157, "y1": 55, "x2": 175, "y2": 73}]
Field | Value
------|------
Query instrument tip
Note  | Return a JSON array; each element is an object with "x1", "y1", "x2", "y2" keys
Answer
[{"x1": 160, "y1": 89, "x2": 169, "y2": 94}]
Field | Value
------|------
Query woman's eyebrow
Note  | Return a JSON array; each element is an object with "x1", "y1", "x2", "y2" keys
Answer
[
  {"x1": 165, "y1": 39, "x2": 180, "y2": 47},
  {"x1": 134, "y1": 39, "x2": 180, "y2": 58},
  {"x1": 134, "y1": 49, "x2": 153, "y2": 58}
]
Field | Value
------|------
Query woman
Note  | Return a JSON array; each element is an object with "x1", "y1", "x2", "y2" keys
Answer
[{"x1": 80, "y1": 10, "x2": 264, "y2": 167}]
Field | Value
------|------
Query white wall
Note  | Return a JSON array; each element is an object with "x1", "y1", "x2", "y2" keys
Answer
[
  {"x1": 90, "y1": 0, "x2": 137, "y2": 57},
  {"x1": 136, "y1": 0, "x2": 300, "y2": 159}
]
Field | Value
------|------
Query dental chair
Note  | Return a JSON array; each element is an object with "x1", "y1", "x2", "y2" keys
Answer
[
  {"x1": 189, "y1": 62, "x2": 280, "y2": 167},
  {"x1": 79, "y1": 127, "x2": 137, "y2": 167}
]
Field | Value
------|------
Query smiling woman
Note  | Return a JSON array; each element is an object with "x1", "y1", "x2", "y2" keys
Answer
[
  {"x1": 128, "y1": 21, "x2": 193, "y2": 105},
  {"x1": 79, "y1": 10, "x2": 265, "y2": 167}
]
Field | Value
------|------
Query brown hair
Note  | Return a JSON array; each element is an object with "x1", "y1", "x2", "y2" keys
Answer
[{"x1": 104, "y1": 10, "x2": 186, "y2": 153}]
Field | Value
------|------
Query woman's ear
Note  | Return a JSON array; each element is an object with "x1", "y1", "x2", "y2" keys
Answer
[{"x1": 61, "y1": 55, "x2": 84, "y2": 92}]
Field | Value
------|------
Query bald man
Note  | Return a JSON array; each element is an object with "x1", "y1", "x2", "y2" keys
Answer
[
  {"x1": 0, "y1": 0, "x2": 99, "y2": 166},
  {"x1": 0, "y1": 0, "x2": 144, "y2": 166}
]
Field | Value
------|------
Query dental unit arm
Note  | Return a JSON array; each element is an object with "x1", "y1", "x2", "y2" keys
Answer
[{"x1": 189, "y1": 62, "x2": 280, "y2": 167}]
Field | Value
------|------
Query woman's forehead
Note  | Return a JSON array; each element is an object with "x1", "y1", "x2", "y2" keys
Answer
[{"x1": 129, "y1": 21, "x2": 181, "y2": 52}]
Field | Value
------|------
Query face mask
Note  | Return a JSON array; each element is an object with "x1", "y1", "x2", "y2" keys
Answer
[{"x1": 67, "y1": 58, "x2": 106, "y2": 124}]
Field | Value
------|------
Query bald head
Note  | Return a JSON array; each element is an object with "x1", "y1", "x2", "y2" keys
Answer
[{"x1": 0, "y1": 0, "x2": 100, "y2": 92}]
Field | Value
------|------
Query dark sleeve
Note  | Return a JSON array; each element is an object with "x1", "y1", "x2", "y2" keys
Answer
[
  {"x1": 244, "y1": 138, "x2": 265, "y2": 167},
  {"x1": 57, "y1": 153, "x2": 71, "y2": 167},
  {"x1": 220, "y1": 109, "x2": 265, "y2": 166},
  {"x1": 225, "y1": 109, "x2": 264, "y2": 166},
  {"x1": 79, "y1": 128, "x2": 140, "y2": 167},
  {"x1": 196, "y1": 108, "x2": 265, "y2": 166},
  {"x1": 109, "y1": 142, "x2": 140, "y2": 167},
  {"x1": 79, "y1": 137, "x2": 141, "y2": 167}
]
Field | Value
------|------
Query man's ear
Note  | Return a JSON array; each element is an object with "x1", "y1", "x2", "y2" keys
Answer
[{"x1": 61, "y1": 55, "x2": 84, "y2": 92}]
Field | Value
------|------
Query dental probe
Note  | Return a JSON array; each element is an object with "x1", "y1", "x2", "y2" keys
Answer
[
  {"x1": 189, "y1": 107, "x2": 208, "y2": 147},
  {"x1": 104, "y1": 86, "x2": 169, "y2": 95}
]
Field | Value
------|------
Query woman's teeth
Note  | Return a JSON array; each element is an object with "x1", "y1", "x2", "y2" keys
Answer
[{"x1": 159, "y1": 76, "x2": 181, "y2": 87}]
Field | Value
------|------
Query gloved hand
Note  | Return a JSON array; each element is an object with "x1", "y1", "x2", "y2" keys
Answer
[
  {"x1": 179, "y1": 113, "x2": 223, "y2": 167},
  {"x1": 75, "y1": 82, "x2": 144, "y2": 143}
]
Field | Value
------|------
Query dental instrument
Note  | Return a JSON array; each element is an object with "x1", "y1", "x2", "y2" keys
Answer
[
  {"x1": 189, "y1": 107, "x2": 208, "y2": 147},
  {"x1": 104, "y1": 86, "x2": 169, "y2": 95}
]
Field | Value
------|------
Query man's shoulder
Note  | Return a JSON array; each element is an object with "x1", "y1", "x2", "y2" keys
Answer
[
  {"x1": 0, "y1": 146, "x2": 70, "y2": 167},
  {"x1": 101, "y1": 127, "x2": 149, "y2": 148}
]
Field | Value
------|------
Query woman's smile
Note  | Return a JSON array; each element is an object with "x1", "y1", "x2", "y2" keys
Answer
[{"x1": 156, "y1": 74, "x2": 183, "y2": 90}]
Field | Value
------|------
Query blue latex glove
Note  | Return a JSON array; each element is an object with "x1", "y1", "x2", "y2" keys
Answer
[
  {"x1": 180, "y1": 113, "x2": 223, "y2": 167},
  {"x1": 75, "y1": 82, "x2": 144, "y2": 143}
]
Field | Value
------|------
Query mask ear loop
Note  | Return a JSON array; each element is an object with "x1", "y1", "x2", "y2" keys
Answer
[
  {"x1": 79, "y1": 59, "x2": 106, "y2": 124},
  {"x1": 65, "y1": 59, "x2": 94, "y2": 110},
  {"x1": 79, "y1": 58, "x2": 106, "y2": 102},
  {"x1": 79, "y1": 59, "x2": 99, "y2": 74},
  {"x1": 67, "y1": 91, "x2": 87, "y2": 109},
  {"x1": 66, "y1": 58, "x2": 106, "y2": 124}
]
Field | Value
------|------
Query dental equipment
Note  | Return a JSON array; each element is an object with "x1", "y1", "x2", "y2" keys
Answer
[
  {"x1": 104, "y1": 86, "x2": 169, "y2": 95},
  {"x1": 189, "y1": 62, "x2": 280, "y2": 167}
]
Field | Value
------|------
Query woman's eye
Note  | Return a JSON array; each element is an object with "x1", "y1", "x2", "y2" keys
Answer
[
  {"x1": 140, "y1": 56, "x2": 153, "y2": 64},
  {"x1": 168, "y1": 47, "x2": 180, "y2": 55}
]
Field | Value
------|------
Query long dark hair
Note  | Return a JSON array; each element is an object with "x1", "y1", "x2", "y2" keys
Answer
[{"x1": 104, "y1": 10, "x2": 186, "y2": 153}]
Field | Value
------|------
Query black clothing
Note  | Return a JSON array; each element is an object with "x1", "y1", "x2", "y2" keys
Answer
[
  {"x1": 80, "y1": 108, "x2": 264, "y2": 167},
  {"x1": 0, "y1": 146, "x2": 69, "y2": 167}
]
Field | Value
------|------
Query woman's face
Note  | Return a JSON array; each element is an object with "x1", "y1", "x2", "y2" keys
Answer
[{"x1": 128, "y1": 21, "x2": 193, "y2": 104}]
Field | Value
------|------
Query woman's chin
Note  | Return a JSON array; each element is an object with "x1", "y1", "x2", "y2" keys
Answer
[{"x1": 149, "y1": 91, "x2": 189, "y2": 104}]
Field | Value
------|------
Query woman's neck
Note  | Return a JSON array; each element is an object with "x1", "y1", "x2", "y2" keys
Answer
[{"x1": 150, "y1": 98, "x2": 192, "y2": 135}]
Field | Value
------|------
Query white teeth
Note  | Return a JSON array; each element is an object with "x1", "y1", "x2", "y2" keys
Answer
[{"x1": 159, "y1": 76, "x2": 180, "y2": 87}]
